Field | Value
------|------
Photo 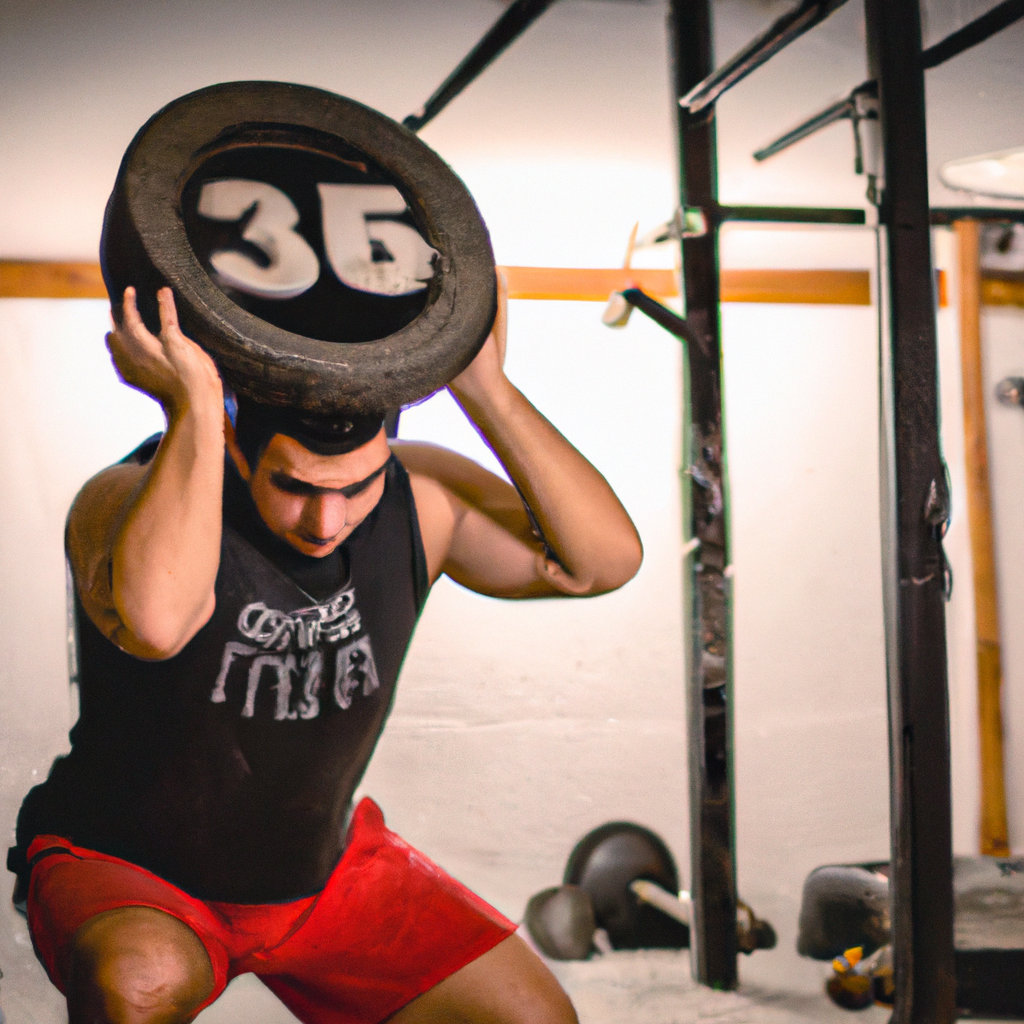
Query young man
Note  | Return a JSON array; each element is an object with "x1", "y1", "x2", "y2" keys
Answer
[{"x1": 14, "y1": 278, "x2": 642, "y2": 1024}]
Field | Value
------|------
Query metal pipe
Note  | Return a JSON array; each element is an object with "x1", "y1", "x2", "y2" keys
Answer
[
  {"x1": 719, "y1": 204, "x2": 865, "y2": 225},
  {"x1": 680, "y1": 0, "x2": 850, "y2": 114},
  {"x1": 619, "y1": 288, "x2": 699, "y2": 345},
  {"x1": 753, "y1": 82, "x2": 877, "y2": 165},
  {"x1": 669, "y1": 0, "x2": 739, "y2": 991},
  {"x1": 403, "y1": 0, "x2": 558, "y2": 132},
  {"x1": 922, "y1": 0, "x2": 1024, "y2": 70},
  {"x1": 753, "y1": 94, "x2": 856, "y2": 162},
  {"x1": 931, "y1": 207, "x2": 1024, "y2": 226},
  {"x1": 865, "y1": 0, "x2": 956, "y2": 1019}
]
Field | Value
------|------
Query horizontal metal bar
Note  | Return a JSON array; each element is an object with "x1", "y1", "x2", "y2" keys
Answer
[
  {"x1": 719, "y1": 205, "x2": 866, "y2": 224},
  {"x1": 403, "y1": 0, "x2": 557, "y2": 132},
  {"x1": 680, "y1": 0, "x2": 850, "y2": 114},
  {"x1": 922, "y1": 0, "x2": 1024, "y2": 70},
  {"x1": 931, "y1": 207, "x2": 1024, "y2": 225}
]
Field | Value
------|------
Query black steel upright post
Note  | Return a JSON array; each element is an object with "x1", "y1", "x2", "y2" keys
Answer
[
  {"x1": 864, "y1": 1, "x2": 956, "y2": 1021},
  {"x1": 668, "y1": 0, "x2": 737, "y2": 990}
]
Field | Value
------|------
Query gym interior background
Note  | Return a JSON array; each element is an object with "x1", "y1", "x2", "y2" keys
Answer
[{"x1": 0, "y1": 0, "x2": 1021, "y2": 1020}]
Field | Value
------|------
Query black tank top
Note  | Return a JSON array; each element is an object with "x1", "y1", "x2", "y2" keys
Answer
[{"x1": 15, "y1": 440, "x2": 428, "y2": 902}]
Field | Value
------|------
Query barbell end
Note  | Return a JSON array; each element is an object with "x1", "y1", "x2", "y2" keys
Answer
[
  {"x1": 602, "y1": 290, "x2": 635, "y2": 328},
  {"x1": 629, "y1": 879, "x2": 691, "y2": 926},
  {"x1": 996, "y1": 376, "x2": 1024, "y2": 408}
]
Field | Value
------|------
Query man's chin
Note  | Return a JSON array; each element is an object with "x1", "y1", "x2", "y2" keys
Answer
[{"x1": 288, "y1": 534, "x2": 341, "y2": 557}]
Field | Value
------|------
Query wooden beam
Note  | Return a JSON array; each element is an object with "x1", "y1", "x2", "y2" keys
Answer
[
  {"x1": 502, "y1": 266, "x2": 873, "y2": 304},
  {"x1": 502, "y1": 266, "x2": 679, "y2": 301},
  {"x1": 0, "y1": 261, "x2": 967, "y2": 309},
  {"x1": 956, "y1": 219, "x2": 1011, "y2": 858},
  {"x1": 982, "y1": 274, "x2": 1024, "y2": 307},
  {"x1": 0, "y1": 261, "x2": 106, "y2": 299},
  {"x1": 1, "y1": 260, "x2": 877, "y2": 305}
]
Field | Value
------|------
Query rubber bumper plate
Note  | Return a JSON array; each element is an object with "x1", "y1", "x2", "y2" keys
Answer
[{"x1": 101, "y1": 80, "x2": 496, "y2": 414}]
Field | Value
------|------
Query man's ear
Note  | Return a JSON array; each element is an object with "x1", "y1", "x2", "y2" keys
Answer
[{"x1": 224, "y1": 411, "x2": 252, "y2": 482}]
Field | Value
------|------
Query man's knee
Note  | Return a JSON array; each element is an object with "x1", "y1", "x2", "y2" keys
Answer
[{"x1": 66, "y1": 906, "x2": 215, "y2": 1024}]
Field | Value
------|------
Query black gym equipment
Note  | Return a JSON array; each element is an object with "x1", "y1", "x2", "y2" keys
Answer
[
  {"x1": 523, "y1": 822, "x2": 775, "y2": 960},
  {"x1": 797, "y1": 866, "x2": 891, "y2": 961},
  {"x1": 564, "y1": 822, "x2": 690, "y2": 951},
  {"x1": 403, "y1": 0, "x2": 558, "y2": 133},
  {"x1": 101, "y1": 81, "x2": 496, "y2": 415},
  {"x1": 523, "y1": 885, "x2": 597, "y2": 961},
  {"x1": 798, "y1": 860, "x2": 1024, "y2": 1017}
]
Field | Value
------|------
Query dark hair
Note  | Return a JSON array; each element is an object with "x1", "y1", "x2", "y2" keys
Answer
[{"x1": 233, "y1": 396, "x2": 385, "y2": 470}]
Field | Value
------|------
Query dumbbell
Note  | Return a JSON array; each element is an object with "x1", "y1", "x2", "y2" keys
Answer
[{"x1": 525, "y1": 822, "x2": 775, "y2": 960}]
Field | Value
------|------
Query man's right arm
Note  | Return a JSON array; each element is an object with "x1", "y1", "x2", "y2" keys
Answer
[{"x1": 67, "y1": 287, "x2": 226, "y2": 660}]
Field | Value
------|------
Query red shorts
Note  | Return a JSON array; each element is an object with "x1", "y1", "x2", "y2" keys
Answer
[{"x1": 26, "y1": 798, "x2": 516, "y2": 1023}]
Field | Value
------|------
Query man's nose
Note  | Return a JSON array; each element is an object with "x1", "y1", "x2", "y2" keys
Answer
[{"x1": 304, "y1": 493, "x2": 347, "y2": 540}]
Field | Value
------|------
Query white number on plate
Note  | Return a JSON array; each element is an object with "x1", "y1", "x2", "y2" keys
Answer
[
  {"x1": 197, "y1": 180, "x2": 437, "y2": 300},
  {"x1": 319, "y1": 183, "x2": 436, "y2": 296},
  {"x1": 197, "y1": 179, "x2": 321, "y2": 300}
]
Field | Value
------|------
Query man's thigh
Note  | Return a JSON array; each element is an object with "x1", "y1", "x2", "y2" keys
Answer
[{"x1": 386, "y1": 935, "x2": 577, "y2": 1024}]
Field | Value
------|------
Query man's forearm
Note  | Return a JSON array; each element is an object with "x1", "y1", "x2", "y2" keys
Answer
[{"x1": 110, "y1": 402, "x2": 225, "y2": 657}]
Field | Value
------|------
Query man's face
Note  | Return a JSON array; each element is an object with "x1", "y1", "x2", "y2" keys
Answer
[{"x1": 233, "y1": 428, "x2": 391, "y2": 557}]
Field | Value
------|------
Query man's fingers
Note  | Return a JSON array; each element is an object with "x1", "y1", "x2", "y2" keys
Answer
[
  {"x1": 118, "y1": 288, "x2": 162, "y2": 351},
  {"x1": 156, "y1": 287, "x2": 183, "y2": 338},
  {"x1": 119, "y1": 287, "x2": 148, "y2": 335}
]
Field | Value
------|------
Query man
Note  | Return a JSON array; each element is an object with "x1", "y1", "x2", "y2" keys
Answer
[{"x1": 13, "y1": 277, "x2": 642, "y2": 1024}]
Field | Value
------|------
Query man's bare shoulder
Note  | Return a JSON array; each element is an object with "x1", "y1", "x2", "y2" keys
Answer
[
  {"x1": 389, "y1": 438, "x2": 477, "y2": 475},
  {"x1": 69, "y1": 462, "x2": 148, "y2": 543},
  {"x1": 389, "y1": 439, "x2": 516, "y2": 503},
  {"x1": 67, "y1": 461, "x2": 149, "y2": 636},
  {"x1": 68, "y1": 435, "x2": 162, "y2": 547}
]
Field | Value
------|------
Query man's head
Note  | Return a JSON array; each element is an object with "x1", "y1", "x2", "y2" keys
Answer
[{"x1": 226, "y1": 397, "x2": 390, "y2": 557}]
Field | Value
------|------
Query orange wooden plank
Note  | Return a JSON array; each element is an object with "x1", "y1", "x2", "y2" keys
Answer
[
  {"x1": 0, "y1": 261, "x2": 959, "y2": 309},
  {"x1": 956, "y1": 220, "x2": 1010, "y2": 857},
  {"x1": 722, "y1": 268, "x2": 870, "y2": 305},
  {"x1": 501, "y1": 266, "x2": 873, "y2": 305},
  {"x1": 501, "y1": 266, "x2": 678, "y2": 301},
  {"x1": 0, "y1": 261, "x2": 106, "y2": 299},
  {"x1": 982, "y1": 275, "x2": 1024, "y2": 307}
]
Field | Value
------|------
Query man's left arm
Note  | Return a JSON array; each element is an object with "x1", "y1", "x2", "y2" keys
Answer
[{"x1": 393, "y1": 278, "x2": 642, "y2": 599}]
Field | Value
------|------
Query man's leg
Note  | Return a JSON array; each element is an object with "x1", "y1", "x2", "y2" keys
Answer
[
  {"x1": 386, "y1": 935, "x2": 577, "y2": 1024},
  {"x1": 65, "y1": 907, "x2": 215, "y2": 1024}
]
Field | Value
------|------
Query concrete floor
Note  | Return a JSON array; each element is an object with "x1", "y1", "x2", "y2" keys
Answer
[
  {"x1": 192, "y1": 944, "x2": 893, "y2": 1024},
  {"x1": 192, "y1": 943, "x2": 892, "y2": 1024}
]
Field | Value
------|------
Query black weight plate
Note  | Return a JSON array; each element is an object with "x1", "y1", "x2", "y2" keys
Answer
[
  {"x1": 797, "y1": 866, "x2": 891, "y2": 961},
  {"x1": 524, "y1": 885, "x2": 596, "y2": 961},
  {"x1": 101, "y1": 81, "x2": 496, "y2": 415},
  {"x1": 565, "y1": 822, "x2": 689, "y2": 950}
]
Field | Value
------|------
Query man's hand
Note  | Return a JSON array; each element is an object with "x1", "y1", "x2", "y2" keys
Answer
[
  {"x1": 447, "y1": 271, "x2": 509, "y2": 408},
  {"x1": 108, "y1": 287, "x2": 223, "y2": 418}
]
